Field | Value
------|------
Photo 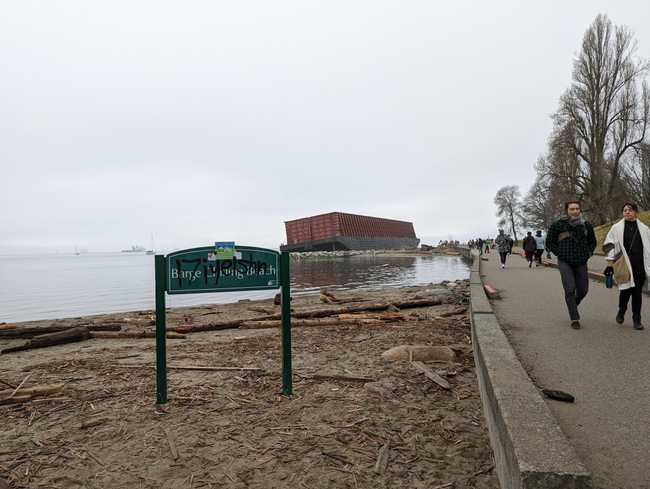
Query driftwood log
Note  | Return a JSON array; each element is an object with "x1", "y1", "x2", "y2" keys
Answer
[
  {"x1": 90, "y1": 331, "x2": 186, "y2": 339},
  {"x1": 239, "y1": 318, "x2": 389, "y2": 330},
  {"x1": 0, "y1": 383, "x2": 65, "y2": 405},
  {"x1": 0, "y1": 323, "x2": 121, "y2": 339},
  {"x1": 167, "y1": 320, "x2": 244, "y2": 334},
  {"x1": 1, "y1": 327, "x2": 91, "y2": 354},
  {"x1": 248, "y1": 297, "x2": 447, "y2": 322}
]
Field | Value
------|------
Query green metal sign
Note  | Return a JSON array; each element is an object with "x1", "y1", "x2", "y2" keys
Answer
[
  {"x1": 166, "y1": 246, "x2": 279, "y2": 294},
  {"x1": 154, "y1": 245, "x2": 292, "y2": 406}
]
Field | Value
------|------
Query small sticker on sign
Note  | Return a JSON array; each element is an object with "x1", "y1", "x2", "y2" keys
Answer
[{"x1": 214, "y1": 242, "x2": 235, "y2": 260}]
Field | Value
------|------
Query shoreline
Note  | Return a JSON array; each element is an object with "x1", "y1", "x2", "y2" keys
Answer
[{"x1": 0, "y1": 280, "x2": 498, "y2": 489}]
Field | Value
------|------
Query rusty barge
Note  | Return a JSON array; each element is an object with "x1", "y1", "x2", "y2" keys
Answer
[{"x1": 280, "y1": 212, "x2": 420, "y2": 252}]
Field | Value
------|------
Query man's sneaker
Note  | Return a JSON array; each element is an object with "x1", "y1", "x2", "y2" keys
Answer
[
  {"x1": 634, "y1": 322, "x2": 644, "y2": 330},
  {"x1": 616, "y1": 311, "x2": 625, "y2": 324},
  {"x1": 501, "y1": 264, "x2": 505, "y2": 269},
  {"x1": 571, "y1": 320, "x2": 581, "y2": 329}
]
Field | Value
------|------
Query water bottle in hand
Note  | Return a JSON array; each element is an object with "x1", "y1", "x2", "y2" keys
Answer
[{"x1": 604, "y1": 266, "x2": 614, "y2": 289}]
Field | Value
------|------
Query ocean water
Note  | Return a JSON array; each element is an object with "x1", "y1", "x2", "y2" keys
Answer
[{"x1": 0, "y1": 252, "x2": 469, "y2": 323}]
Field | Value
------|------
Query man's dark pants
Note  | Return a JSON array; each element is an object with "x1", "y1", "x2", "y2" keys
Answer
[{"x1": 558, "y1": 260, "x2": 589, "y2": 321}]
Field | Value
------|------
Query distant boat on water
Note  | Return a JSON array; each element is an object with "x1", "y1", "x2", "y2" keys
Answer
[
  {"x1": 145, "y1": 233, "x2": 155, "y2": 254},
  {"x1": 121, "y1": 245, "x2": 146, "y2": 253}
]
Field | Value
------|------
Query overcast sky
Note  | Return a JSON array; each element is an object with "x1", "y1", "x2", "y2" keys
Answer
[{"x1": 2, "y1": 1, "x2": 649, "y2": 254}]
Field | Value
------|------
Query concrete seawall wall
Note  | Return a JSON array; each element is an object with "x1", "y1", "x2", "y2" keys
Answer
[{"x1": 469, "y1": 253, "x2": 593, "y2": 489}]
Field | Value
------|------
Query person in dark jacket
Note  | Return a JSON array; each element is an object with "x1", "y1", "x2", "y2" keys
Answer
[
  {"x1": 494, "y1": 230, "x2": 511, "y2": 268},
  {"x1": 522, "y1": 231, "x2": 537, "y2": 268},
  {"x1": 546, "y1": 200, "x2": 597, "y2": 329}
]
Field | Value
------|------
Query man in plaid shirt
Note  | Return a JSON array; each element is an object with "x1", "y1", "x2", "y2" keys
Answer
[{"x1": 546, "y1": 201, "x2": 597, "y2": 329}]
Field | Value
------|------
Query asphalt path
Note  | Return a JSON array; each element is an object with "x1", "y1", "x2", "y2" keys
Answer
[{"x1": 481, "y1": 251, "x2": 650, "y2": 489}]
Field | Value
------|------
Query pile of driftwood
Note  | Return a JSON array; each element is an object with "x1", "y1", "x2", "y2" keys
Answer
[{"x1": 1, "y1": 289, "x2": 460, "y2": 354}]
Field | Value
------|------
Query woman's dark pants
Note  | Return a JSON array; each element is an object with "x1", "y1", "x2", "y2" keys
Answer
[{"x1": 619, "y1": 270, "x2": 646, "y2": 323}]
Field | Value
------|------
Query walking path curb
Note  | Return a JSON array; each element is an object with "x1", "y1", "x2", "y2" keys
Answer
[{"x1": 469, "y1": 252, "x2": 593, "y2": 489}]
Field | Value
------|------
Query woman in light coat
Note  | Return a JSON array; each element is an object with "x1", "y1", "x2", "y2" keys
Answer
[{"x1": 603, "y1": 203, "x2": 650, "y2": 330}]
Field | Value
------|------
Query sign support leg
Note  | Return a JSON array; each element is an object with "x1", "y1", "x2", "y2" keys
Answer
[
  {"x1": 280, "y1": 251, "x2": 293, "y2": 396},
  {"x1": 155, "y1": 254, "x2": 168, "y2": 405}
]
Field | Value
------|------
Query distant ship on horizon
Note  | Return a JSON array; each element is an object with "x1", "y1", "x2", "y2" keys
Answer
[{"x1": 121, "y1": 245, "x2": 146, "y2": 253}]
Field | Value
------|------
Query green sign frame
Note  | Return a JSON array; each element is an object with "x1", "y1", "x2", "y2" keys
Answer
[
  {"x1": 166, "y1": 246, "x2": 280, "y2": 294},
  {"x1": 154, "y1": 245, "x2": 292, "y2": 405}
]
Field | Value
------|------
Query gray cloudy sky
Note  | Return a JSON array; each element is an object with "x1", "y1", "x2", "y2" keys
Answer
[{"x1": 2, "y1": 1, "x2": 649, "y2": 254}]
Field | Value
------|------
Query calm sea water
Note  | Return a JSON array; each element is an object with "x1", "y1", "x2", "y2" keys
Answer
[{"x1": 0, "y1": 253, "x2": 469, "y2": 323}]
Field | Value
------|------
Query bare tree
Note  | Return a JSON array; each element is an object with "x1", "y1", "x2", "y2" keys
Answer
[
  {"x1": 494, "y1": 186, "x2": 523, "y2": 241},
  {"x1": 556, "y1": 14, "x2": 649, "y2": 224},
  {"x1": 623, "y1": 142, "x2": 650, "y2": 209},
  {"x1": 523, "y1": 158, "x2": 554, "y2": 230}
]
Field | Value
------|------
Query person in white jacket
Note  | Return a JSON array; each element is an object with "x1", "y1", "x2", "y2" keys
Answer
[{"x1": 603, "y1": 202, "x2": 650, "y2": 330}]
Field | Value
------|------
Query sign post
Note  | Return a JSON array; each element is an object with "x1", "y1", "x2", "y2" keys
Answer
[
  {"x1": 154, "y1": 255, "x2": 167, "y2": 405},
  {"x1": 280, "y1": 251, "x2": 292, "y2": 395},
  {"x1": 154, "y1": 245, "x2": 291, "y2": 406}
]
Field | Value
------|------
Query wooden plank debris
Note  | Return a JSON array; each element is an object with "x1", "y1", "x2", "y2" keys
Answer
[
  {"x1": 80, "y1": 417, "x2": 110, "y2": 430},
  {"x1": 164, "y1": 428, "x2": 179, "y2": 460},
  {"x1": 0, "y1": 383, "x2": 65, "y2": 404},
  {"x1": 410, "y1": 361, "x2": 451, "y2": 390},
  {"x1": 116, "y1": 365, "x2": 263, "y2": 372},
  {"x1": 373, "y1": 442, "x2": 390, "y2": 474},
  {"x1": 298, "y1": 373, "x2": 375, "y2": 383}
]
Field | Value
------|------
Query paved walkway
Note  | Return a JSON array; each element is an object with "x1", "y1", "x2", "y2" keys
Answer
[{"x1": 480, "y1": 251, "x2": 650, "y2": 489}]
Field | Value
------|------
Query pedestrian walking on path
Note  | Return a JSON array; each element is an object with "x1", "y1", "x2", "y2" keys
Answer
[
  {"x1": 546, "y1": 201, "x2": 597, "y2": 329},
  {"x1": 523, "y1": 231, "x2": 537, "y2": 268},
  {"x1": 534, "y1": 230, "x2": 545, "y2": 265},
  {"x1": 494, "y1": 230, "x2": 510, "y2": 269},
  {"x1": 603, "y1": 202, "x2": 650, "y2": 330},
  {"x1": 484, "y1": 239, "x2": 491, "y2": 254}
]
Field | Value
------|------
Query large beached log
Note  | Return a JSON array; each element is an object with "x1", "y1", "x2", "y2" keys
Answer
[
  {"x1": 0, "y1": 323, "x2": 121, "y2": 339},
  {"x1": 91, "y1": 331, "x2": 186, "y2": 339},
  {"x1": 239, "y1": 317, "x2": 387, "y2": 330},
  {"x1": 167, "y1": 320, "x2": 243, "y2": 334},
  {"x1": 248, "y1": 297, "x2": 447, "y2": 322},
  {"x1": 1, "y1": 327, "x2": 91, "y2": 354}
]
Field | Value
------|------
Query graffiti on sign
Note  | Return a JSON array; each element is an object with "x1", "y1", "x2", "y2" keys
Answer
[{"x1": 166, "y1": 246, "x2": 279, "y2": 293}]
